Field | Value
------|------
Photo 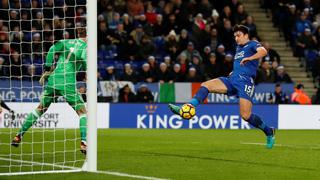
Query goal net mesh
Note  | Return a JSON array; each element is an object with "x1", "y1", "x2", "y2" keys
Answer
[{"x1": 0, "y1": 0, "x2": 87, "y2": 174}]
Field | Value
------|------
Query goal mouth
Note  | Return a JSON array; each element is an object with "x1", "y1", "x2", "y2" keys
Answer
[{"x1": 0, "y1": 0, "x2": 97, "y2": 175}]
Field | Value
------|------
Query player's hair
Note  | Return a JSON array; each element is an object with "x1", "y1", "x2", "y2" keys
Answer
[
  {"x1": 233, "y1": 25, "x2": 249, "y2": 35},
  {"x1": 77, "y1": 27, "x2": 87, "y2": 38}
]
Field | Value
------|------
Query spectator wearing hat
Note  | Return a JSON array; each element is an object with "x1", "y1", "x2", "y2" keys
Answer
[
  {"x1": 136, "y1": 84, "x2": 154, "y2": 103},
  {"x1": 157, "y1": 62, "x2": 173, "y2": 83},
  {"x1": 267, "y1": 83, "x2": 289, "y2": 104},
  {"x1": 172, "y1": 64, "x2": 185, "y2": 82},
  {"x1": 291, "y1": 84, "x2": 311, "y2": 104},
  {"x1": 204, "y1": 52, "x2": 222, "y2": 80},
  {"x1": 104, "y1": 66, "x2": 119, "y2": 81},
  {"x1": 139, "y1": 63, "x2": 155, "y2": 82},
  {"x1": 130, "y1": 24, "x2": 145, "y2": 45},
  {"x1": 185, "y1": 67, "x2": 202, "y2": 82},
  {"x1": 118, "y1": 84, "x2": 136, "y2": 103},
  {"x1": 275, "y1": 65, "x2": 293, "y2": 83},
  {"x1": 165, "y1": 30, "x2": 179, "y2": 60},
  {"x1": 295, "y1": 12, "x2": 312, "y2": 36}
]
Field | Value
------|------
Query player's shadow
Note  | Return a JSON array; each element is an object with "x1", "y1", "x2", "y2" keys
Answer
[{"x1": 138, "y1": 151, "x2": 317, "y2": 172}]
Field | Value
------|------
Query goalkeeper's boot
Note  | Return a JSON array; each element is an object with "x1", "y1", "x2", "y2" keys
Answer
[
  {"x1": 80, "y1": 141, "x2": 87, "y2": 155},
  {"x1": 168, "y1": 104, "x2": 181, "y2": 115},
  {"x1": 11, "y1": 135, "x2": 21, "y2": 147},
  {"x1": 266, "y1": 128, "x2": 276, "y2": 149}
]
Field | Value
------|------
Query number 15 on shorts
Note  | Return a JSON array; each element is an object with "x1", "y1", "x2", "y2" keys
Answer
[{"x1": 244, "y1": 84, "x2": 254, "y2": 97}]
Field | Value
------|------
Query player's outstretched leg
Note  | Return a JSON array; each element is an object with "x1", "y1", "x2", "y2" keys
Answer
[
  {"x1": 168, "y1": 86, "x2": 209, "y2": 117},
  {"x1": 79, "y1": 114, "x2": 87, "y2": 155},
  {"x1": 11, "y1": 109, "x2": 42, "y2": 147}
]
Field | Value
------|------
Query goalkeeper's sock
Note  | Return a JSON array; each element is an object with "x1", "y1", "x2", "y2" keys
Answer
[
  {"x1": 79, "y1": 114, "x2": 87, "y2": 142},
  {"x1": 247, "y1": 113, "x2": 273, "y2": 136},
  {"x1": 189, "y1": 86, "x2": 209, "y2": 107},
  {"x1": 18, "y1": 110, "x2": 41, "y2": 137}
]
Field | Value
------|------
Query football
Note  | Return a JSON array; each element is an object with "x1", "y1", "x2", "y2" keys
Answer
[{"x1": 179, "y1": 103, "x2": 196, "y2": 119}]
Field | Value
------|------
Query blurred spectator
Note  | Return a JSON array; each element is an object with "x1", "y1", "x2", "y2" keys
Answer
[
  {"x1": 256, "y1": 60, "x2": 275, "y2": 83},
  {"x1": 291, "y1": 84, "x2": 311, "y2": 104},
  {"x1": 138, "y1": 36, "x2": 155, "y2": 59},
  {"x1": 208, "y1": 27, "x2": 220, "y2": 52},
  {"x1": 118, "y1": 36, "x2": 138, "y2": 60},
  {"x1": 263, "y1": 42, "x2": 281, "y2": 63},
  {"x1": 295, "y1": 12, "x2": 313, "y2": 36},
  {"x1": 104, "y1": 66, "x2": 119, "y2": 81},
  {"x1": 157, "y1": 62, "x2": 173, "y2": 83},
  {"x1": 10, "y1": 51, "x2": 22, "y2": 79},
  {"x1": 204, "y1": 52, "x2": 222, "y2": 80},
  {"x1": 165, "y1": 30, "x2": 179, "y2": 60},
  {"x1": 177, "y1": 53, "x2": 189, "y2": 75},
  {"x1": 78, "y1": 86, "x2": 87, "y2": 102},
  {"x1": 127, "y1": 0, "x2": 144, "y2": 17},
  {"x1": 221, "y1": 53, "x2": 233, "y2": 76},
  {"x1": 244, "y1": 15, "x2": 258, "y2": 39},
  {"x1": 267, "y1": 83, "x2": 289, "y2": 104},
  {"x1": 311, "y1": 88, "x2": 320, "y2": 104},
  {"x1": 275, "y1": 65, "x2": 293, "y2": 83},
  {"x1": 185, "y1": 67, "x2": 202, "y2": 82},
  {"x1": 180, "y1": 42, "x2": 201, "y2": 62},
  {"x1": 178, "y1": 29, "x2": 190, "y2": 52},
  {"x1": 136, "y1": 84, "x2": 154, "y2": 103},
  {"x1": 153, "y1": 14, "x2": 165, "y2": 37},
  {"x1": 120, "y1": 63, "x2": 138, "y2": 84},
  {"x1": 296, "y1": 28, "x2": 317, "y2": 59},
  {"x1": 139, "y1": 63, "x2": 155, "y2": 83},
  {"x1": 220, "y1": 19, "x2": 235, "y2": 52},
  {"x1": 234, "y1": 4, "x2": 248, "y2": 24},
  {"x1": 172, "y1": 63, "x2": 185, "y2": 82},
  {"x1": 118, "y1": 84, "x2": 136, "y2": 102},
  {"x1": 23, "y1": 64, "x2": 39, "y2": 81}
]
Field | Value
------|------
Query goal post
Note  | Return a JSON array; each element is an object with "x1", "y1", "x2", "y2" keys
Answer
[{"x1": 86, "y1": 0, "x2": 98, "y2": 172}]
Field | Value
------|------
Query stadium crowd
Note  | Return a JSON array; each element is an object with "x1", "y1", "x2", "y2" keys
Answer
[{"x1": 0, "y1": 0, "x2": 319, "y2": 104}]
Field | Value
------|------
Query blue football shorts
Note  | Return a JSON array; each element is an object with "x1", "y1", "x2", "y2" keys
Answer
[{"x1": 218, "y1": 74, "x2": 255, "y2": 102}]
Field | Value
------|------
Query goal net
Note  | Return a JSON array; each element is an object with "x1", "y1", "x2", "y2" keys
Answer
[{"x1": 0, "y1": 0, "x2": 96, "y2": 175}]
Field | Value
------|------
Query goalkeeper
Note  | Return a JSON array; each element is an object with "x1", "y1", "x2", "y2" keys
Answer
[{"x1": 11, "y1": 28, "x2": 88, "y2": 154}]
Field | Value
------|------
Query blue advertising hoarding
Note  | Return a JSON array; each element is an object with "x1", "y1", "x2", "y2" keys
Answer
[{"x1": 109, "y1": 103, "x2": 278, "y2": 129}]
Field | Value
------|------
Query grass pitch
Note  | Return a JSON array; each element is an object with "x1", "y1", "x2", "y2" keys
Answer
[{"x1": 1, "y1": 129, "x2": 320, "y2": 179}]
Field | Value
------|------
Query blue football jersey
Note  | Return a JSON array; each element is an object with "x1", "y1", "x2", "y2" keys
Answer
[{"x1": 233, "y1": 40, "x2": 262, "y2": 78}]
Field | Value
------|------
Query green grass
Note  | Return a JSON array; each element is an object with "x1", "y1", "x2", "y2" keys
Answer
[{"x1": 1, "y1": 129, "x2": 320, "y2": 179}]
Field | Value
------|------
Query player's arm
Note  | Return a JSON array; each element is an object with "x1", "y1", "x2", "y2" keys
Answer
[
  {"x1": 0, "y1": 100, "x2": 15, "y2": 120},
  {"x1": 240, "y1": 46, "x2": 268, "y2": 65},
  {"x1": 39, "y1": 41, "x2": 64, "y2": 85}
]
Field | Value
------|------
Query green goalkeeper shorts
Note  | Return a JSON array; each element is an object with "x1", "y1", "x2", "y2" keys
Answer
[{"x1": 41, "y1": 86, "x2": 85, "y2": 111}]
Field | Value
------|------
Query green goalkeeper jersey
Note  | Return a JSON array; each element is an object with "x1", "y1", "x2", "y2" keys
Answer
[{"x1": 45, "y1": 39, "x2": 87, "y2": 91}]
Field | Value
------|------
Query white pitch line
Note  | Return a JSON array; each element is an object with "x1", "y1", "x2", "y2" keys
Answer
[
  {"x1": 241, "y1": 142, "x2": 320, "y2": 150},
  {"x1": 0, "y1": 157, "x2": 170, "y2": 180},
  {"x1": 95, "y1": 170, "x2": 170, "y2": 180}
]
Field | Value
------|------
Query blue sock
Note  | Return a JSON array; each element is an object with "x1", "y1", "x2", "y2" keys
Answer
[
  {"x1": 247, "y1": 114, "x2": 272, "y2": 136},
  {"x1": 189, "y1": 86, "x2": 209, "y2": 107}
]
